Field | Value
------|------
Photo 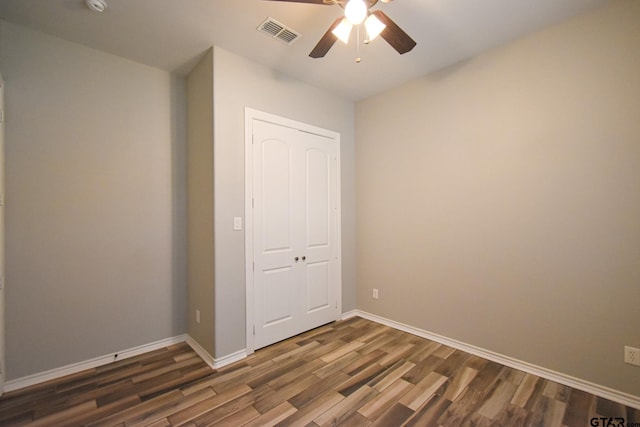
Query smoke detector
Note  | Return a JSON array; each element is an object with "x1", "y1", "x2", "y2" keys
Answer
[{"x1": 85, "y1": 0, "x2": 107, "y2": 13}]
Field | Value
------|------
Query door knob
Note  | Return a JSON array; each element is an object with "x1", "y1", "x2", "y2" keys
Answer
[
  {"x1": 302, "y1": 256, "x2": 306, "y2": 261},
  {"x1": 294, "y1": 256, "x2": 299, "y2": 262}
]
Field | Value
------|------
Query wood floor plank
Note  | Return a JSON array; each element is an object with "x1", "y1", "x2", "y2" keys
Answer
[
  {"x1": 493, "y1": 402, "x2": 528, "y2": 427},
  {"x1": 319, "y1": 340, "x2": 364, "y2": 363},
  {"x1": 335, "y1": 363, "x2": 386, "y2": 397},
  {"x1": 0, "y1": 412, "x2": 33, "y2": 426},
  {"x1": 596, "y1": 396, "x2": 628, "y2": 418},
  {"x1": 179, "y1": 363, "x2": 247, "y2": 396},
  {"x1": 356, "y1": 333, "x2": 398, "y2": 356},
  {"x1": 241, "y1": 401, "x2": 297, "y2": 427},
  {"x1": 48, "y1": 395, "x2": 141, "y2": 427},
  {"x1": 166, "y1": 383, "x2": 252, "y2": 426},
  {"x1": 209, "y1": 403, "x2": 261, "y2": 426},
  {"x1": 288, "y1": 372, "x2": 350, "y2": 409},
  {"x1": 131, "y1": 356, "x2": 204, "y2": 383},
  {"x1": 275, "y1": 390, "x2": 344, "y2": 427},
  {"x1": 246, "y1": 358, "x2": 307, "y2": 389},
  {"x1": 404, "y1": 394, "x2": 452, "y2": 427},
  {"x1": 442, "y1": 366, "x2": 478, "y2": 402},
  {"x1": 346, "y1": 323, "x2": 388, "y2": 344},
  {"x1": 358, "y1": 378, "x2": 413, "y2": 420},
  {"x1": 312, "y1": 351, "x2": 362, "y2": 380},
  {"x1": 511, "y1": 373, "x2": 541, "y2": 408},
  {"x1": 543, "y1": 398, "x2": 568, "y2": 427},
  {"x1": 298, "y1": 340, "x2": 346, "y2": 363},
  {"x1": 401, "y1": 354, "x2": 445, "y2": 385},
  {"x1": 0, "y1": 317, "x2": 636, "y2": 427},
  {"x1": 94, "y1": 361, "x2": 169, "y2": 388},
  {"x1": 86, "y1": 390, "x2": 184, "y2": 427},
  {"x1": 254, "y1": 373, "x2": 320, "y2": 413},
  {"x1": 405, "y1": 340, "x2": 441, "y2": 364},
  {"x1": 377, "y1": 342, "x2": 415, "y2": 367},
  {"x1": 338, "y1": 410, "x2": 372, "y2": 426},
  {"x1": 476, "y1": 379, "x2": 519, "y2": 419},
  {"x1": 562, "y1": 389, "x2": 594, "y2": 426},
  {"x1": 120, "y1": 386, "x2": 216, "y2": 427},
  {"x1": 434, "y1": 349, "x2": 471, "y2": 377},
  {"x1": 28, "y1": 400, "x2": 97, "y2": 427},
  {"x1": 368, "y1": 402, "x2": 413, "y2": 427},
  {"x1": 438, "y1": 387, "x2": 484, "y2": 426},
  {"x1": 399, "y1": 371, "x2": 448, "y2": 411},
  {"x1": 336, "y1": 349, "x2": 385, "y2": 378},
  {"x1": 627, "y1": 407, "x2": 640, "y2": 423},
  {"x1": 432, "y1": 344, "x2": 457, "y2": 359},
  {"x1": 244, "y1": 341, "x2": 300, "y2": 367},
  {"x1": 266, "y1": 358, "x2": 325, "y2": 391},
  {"x1": 314, "y1": 384, "x2": 378, "y2": 426},
  {"x1": 271, "y1": 340, "x2": 321, "y2": 364},
  {"x1": 212, "y1": 361, "x2": 277, "y2": 393},
  {"x1": 189, "y1": 384, "x2": 269, "y2": 426},
  {"x1": 368, "y1": 360, "x2": 415, "y2": 392},
  {"x1": 137, "y1": 366, "x2": 213, "y2": 400},
  {"x1": 467, "y1": 360, "x2": 505, "y2": 392},
  {"x1": 145, "y1": 418, "x2": 172, "y2": 427}
]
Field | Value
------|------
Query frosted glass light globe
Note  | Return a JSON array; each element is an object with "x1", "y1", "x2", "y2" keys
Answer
[{"x1": 345, "y1": 0, "x2": 367, "y2": 25}]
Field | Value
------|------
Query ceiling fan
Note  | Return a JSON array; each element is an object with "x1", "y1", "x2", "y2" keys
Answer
[{"x1": 266, "y1": 0, "x2": 416, "y2": 60}]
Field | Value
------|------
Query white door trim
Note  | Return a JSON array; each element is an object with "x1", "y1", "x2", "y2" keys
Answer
[
  {"x1": 0, "y1": 74, "x2": 5, "y2": 396},
  {"x1": 244, "y1": 108, "x2": 342, "y2": 354}
]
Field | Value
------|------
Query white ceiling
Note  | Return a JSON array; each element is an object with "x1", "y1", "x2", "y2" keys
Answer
[{"x1": 0, "y1": 0, "x2": 610, "y2": 100}]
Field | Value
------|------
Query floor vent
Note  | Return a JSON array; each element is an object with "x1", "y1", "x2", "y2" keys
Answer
[{"x1": 257, "y1": 17, "x2": 301, "y2": 45}]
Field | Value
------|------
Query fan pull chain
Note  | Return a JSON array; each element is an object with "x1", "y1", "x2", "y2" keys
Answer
[{"x1": 356, "y1": 25, "x2": 361, "y2": 63}]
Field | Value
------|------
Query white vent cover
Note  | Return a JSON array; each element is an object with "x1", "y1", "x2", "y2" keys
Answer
[{"x1": 257, "y1": 17, "x2": 301, "y2": 45}]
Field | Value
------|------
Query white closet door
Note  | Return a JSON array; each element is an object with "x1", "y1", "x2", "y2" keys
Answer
[{"x1": 252, "y1": 118, "x2": 339, "y2": 349}]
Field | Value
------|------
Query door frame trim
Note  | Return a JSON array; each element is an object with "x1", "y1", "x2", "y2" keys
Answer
[
  {"x1": 244, "y1": 108, "x2": 342, "y2": 354},
  {"x1": 0, "y1": 74, "x2": 5, "y2": 396}
]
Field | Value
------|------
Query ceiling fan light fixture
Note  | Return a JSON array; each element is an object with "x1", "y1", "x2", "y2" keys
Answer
[
  {"x1": 344, "y1": 0, "x2": 367, "y2": 25},
  {"x1": 364, "y1": 14, "x2": 386, "y2": 41},
  {"x1": 331, "y1": 18, "x2": 353, "y2": 44}
]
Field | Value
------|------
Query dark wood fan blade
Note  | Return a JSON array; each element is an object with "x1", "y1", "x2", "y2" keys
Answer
[
  {"x1": 264, "y1": 0, "x2": 337, "y2": 4},
  {"x1": 309, "y1": 17, "x2": 343, "y2": 58},
  {"x1": 371, "y1": 10, "x2": 416, "y2": 54}
]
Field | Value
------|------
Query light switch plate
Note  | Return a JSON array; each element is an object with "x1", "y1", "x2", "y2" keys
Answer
[{"x1": 233, "y1": 217, "x2": 242, "y2": 231}]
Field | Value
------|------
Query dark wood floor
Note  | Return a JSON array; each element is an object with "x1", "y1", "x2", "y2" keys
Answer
[{"x1": 1, "y1": 317, "x2": 638, "y2": 426}]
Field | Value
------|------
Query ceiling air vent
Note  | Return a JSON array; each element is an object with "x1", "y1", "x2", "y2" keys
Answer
[{"x1": 257, "y1": 17, "x2": 301, "y2": 45}]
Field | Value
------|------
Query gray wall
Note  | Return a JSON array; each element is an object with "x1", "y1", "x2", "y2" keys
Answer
[
  {"x1": 356, "y1": 0, "x2": 640, "y2": 397},
  {"x1": 212, "y1": 46, "x2": 356, "y2": 357},
  {"x1": 0, "y1": 21, "x2": 187, "y2": 380},
  {"x1": 186, "y1": 49, "x2": 215, "y2": 356}
]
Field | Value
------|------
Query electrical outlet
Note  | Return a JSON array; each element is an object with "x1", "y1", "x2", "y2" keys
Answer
[
  {"x1": 196, "y1": 309, "x2": 201, "y2": 324},
  {"x1": 372, "y1": 289, "x2": 379, "y2": 299},
  {"x1": 624, "y1": 346, "x2": 640, "y2": 366}
]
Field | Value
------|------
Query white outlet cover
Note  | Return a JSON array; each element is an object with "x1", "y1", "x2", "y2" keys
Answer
[{"x1": 624, "y1": 346, "x2": 640, "y2": 366}]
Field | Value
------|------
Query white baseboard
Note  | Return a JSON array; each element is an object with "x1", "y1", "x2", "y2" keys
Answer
[
  {"x1": 213, "y1": 349, "x2": 248, "y2": 369},
  {"x1": 341, "y1": 309, "x2": 359, "y2": 320},
  {"x1": 346, "y1": 309, "x2": 640, "y2": 410},
  {"x1": 185, "y1": 336, "x2": 247, "y2": 370},
  {"x1": 185, "y1": 336, "x2": 216, "y2": 369},
  {"x1": 4, "y1": 334, "x2": 188, "y2": 393}
]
